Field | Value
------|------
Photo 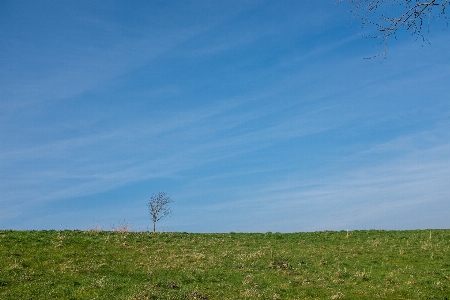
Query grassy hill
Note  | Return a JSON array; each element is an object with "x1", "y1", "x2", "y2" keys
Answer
[{"x1": 0, "y1": 229, "x2": 449, "y2": 299}]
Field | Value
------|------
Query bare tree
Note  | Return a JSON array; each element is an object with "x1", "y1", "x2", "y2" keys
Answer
[
  {"x1": 343, "y1": 0, "x2": 449, "y2": 58},
  {"x1": 148, "y1": 192, "x2": 173, "y2": 233}
]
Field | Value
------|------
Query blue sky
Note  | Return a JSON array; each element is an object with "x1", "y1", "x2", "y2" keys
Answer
[{"x1": 1, "y1": 1, "x2": 449, "y2": 232}]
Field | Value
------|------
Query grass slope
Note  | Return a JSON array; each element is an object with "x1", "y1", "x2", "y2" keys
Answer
[{"x1": 0, "y1": 230, "x2": 449, "y2": 299}]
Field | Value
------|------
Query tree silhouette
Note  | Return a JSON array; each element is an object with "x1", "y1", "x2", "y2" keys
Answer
[
  {"x1": 343, "y1": 0, "x2": 449, "y2": 58},
  {"x1": 148, "y1": 192, "x2": 173, "y2": 233}
]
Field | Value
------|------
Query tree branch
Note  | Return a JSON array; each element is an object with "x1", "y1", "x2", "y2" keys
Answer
[{"x1": 345, "y1": 0, "x2": 448, "y2": 58}]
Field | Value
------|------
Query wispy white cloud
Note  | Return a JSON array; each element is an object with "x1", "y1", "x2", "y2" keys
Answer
[
  {"x1": 170, "y1": 123, "x2": 450, "y2": 232},
  {"x1": 1, "y1": 82, "x2": 351, "y2": 227},
  {"x1": 0, "y1": 2, "x2": 261, "y2": 115}
]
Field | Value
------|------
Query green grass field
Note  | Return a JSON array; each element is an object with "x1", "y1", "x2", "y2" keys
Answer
[{"x1": 0, "y1": 229, "x2": 449, "y2": 299}]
